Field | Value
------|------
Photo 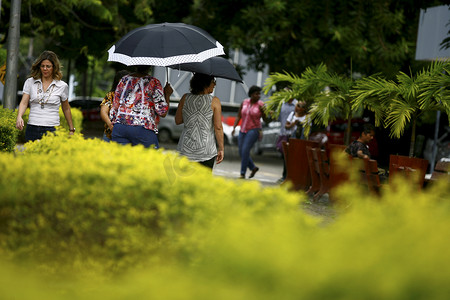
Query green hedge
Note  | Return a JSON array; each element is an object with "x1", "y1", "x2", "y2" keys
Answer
[
  {"x1": 0, "y1": 107, "x2": 19, "y2": 152},
  {"x1": 1, "y1": 132, "x2": 450, "y2": 299},
  {"x1": 16, "y1": 106, "x2": 83, "y2": 143}
]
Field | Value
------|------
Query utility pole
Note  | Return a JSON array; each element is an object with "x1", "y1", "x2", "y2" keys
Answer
[{"x1": 3, "y1": 0, "x2": 22, "y2": 110}]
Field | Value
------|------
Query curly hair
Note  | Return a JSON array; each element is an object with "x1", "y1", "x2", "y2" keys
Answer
[
  {"x1": 30, "y1": 50, "x2": 63, "y2": 80},
  {"x1": 190, "y1": 73, "x2": 215, "y2": 95},
  {"x1": 248, "y1": 85, "x2": 262, "y2": 97}
]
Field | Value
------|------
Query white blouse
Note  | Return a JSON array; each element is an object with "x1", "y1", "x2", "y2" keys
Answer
[{"x1": 23, "y1": 77, "x2": 69, "y2": 127}]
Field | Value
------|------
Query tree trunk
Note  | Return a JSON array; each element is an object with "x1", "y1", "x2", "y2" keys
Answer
[
  {"x1": 344, "y1": 113, "x2": 353, "y2": 145},
  {"x1": 409, "y1": 118, "x2": 416, "y2": 157}
]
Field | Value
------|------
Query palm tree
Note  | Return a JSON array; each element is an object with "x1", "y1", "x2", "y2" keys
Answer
[
  {"x1": 351, "y1": 60, "x2": 450, "y2": 157},
  {"x1": 263, "y1": 63, "x2": 360, "y2": 145}
]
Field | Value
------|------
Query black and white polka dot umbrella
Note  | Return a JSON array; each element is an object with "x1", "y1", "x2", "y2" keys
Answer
[
  {"x1": 169, "y1": 57, "x2": 243, "y2": 83},
  {"x1": 107, "y1": 23, "x2": 225, "y2": 67}
]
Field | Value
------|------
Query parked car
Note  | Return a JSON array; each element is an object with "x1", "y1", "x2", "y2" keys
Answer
[
  {"x1": 157, "y1": 103, "x2": 183, "y2": 143},
  {"x1": 69, "y1": 96, "x2": 103, "y2": 121},
  {"x1": 223, "y1": 123, "x2": 240, "y2": 145},
  {"x1": 158, "y1": 102, "x2": 242, "y2": 145},
  {"x1": 221, "y1": 103, "x2": 241, "y2": 145},
  {"x1": 253, "y1": 121, "x2": 282, "y2": 155}
]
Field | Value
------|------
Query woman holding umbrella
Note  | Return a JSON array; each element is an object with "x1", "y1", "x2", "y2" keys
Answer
[
  {"x1": 175, "y1": 73, "x2": 224, "y2": 169},
  {"x1": 109, "y1": 65, "x2": 173, "y2": 148}
]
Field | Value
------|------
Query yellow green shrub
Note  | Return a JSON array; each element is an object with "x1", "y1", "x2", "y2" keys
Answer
[
  {"x1": 1, "y1": 132, "x2": 449, "y2": 299},
  {"x1": 16, "y1": 106, "x2": 83, "y2": 142},
  {"x1": 0, "y1": 107, "x2": 19, "y2": 152}
]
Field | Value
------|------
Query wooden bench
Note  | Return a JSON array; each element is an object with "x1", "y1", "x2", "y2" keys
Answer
[
  {"x1": 389, "y1": 155, "x2": 429, "y2": 190},
  {"x1": 282, "y1": 139, "x2": 319, "y2": 191},
  {"x1": 310, "y1": 147, "x2": 330, "y2": 200},
  {"x1": 363, "y1": 158, "x2": 382, "y2": 195},
  {"x1": 430, "y1": 161, "x2": 450, "y2": 182},
  {"x1": 306, "y1": 146, "x2": 321, "y2": 197}
]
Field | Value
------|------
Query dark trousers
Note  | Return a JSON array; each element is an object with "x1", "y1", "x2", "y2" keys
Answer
[
  {"x1": 199, "y1": 156, "x2": 216, "y2": 170},
  {"x1": 112, "y1": 123, "x2": 159, "y2": 149},
  {"x1": 25, "y1": 124, "x2": 56, "y2": 142}
]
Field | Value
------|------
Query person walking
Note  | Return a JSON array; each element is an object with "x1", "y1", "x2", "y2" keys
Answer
[
  {"x1": 100, "y1": 69, "x2": 129, "y2": 142},
  {"x1": 16, "y1": 50, "x2": 75, "y2": 141},
  {"x1": 109, "y1": 65, "x2": 172, "y2": 149},
  {"x1": 275, "y1": 96, "x2": 298, "y2": 183},
  {"x1": 232, "y1": 85, "x2": 270, "y2": 179},
  {"x1": 175, "y1": 73, "x2": 224, "y2": 169}
]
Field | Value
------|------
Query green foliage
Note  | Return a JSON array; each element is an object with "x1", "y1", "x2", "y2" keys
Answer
[
  {"x1": 352, "y1": 60, "x2": 450, "y2": 156},
  {"x1": 16, "y1": 107, "x2": 84, "y2": 143},
  {"x1": 264, "y1": 63, "x2": 361, "y2": 143},
  {"x1": 0, "y1": 48, "x2": 6, "y2": 66},
  {"x1": 0, "y1": 107, "x2": 20, "y2": 152},
  {"x1": 1, "y1": 134, "x2": 450, "y2": 298},
  {"x1": 0, "y1": 132, "x2": 302, "y2": 274},
  {"x1": 190, "y1": 0, "x2": 439, "y2": 77}
]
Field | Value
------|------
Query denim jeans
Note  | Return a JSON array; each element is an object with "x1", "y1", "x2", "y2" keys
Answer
[
  {"x1": 25, "y1": 124, "x2": 56, "y2": 142},
  {"x1": 102, "y1": 133, "x2": 111, "y2": 142},
  {"x1": 112, "y1": 123, "x2": 159, "y2": 149},
  {"x1": 238, "y1": 128, "x2": 259, "y2": 176}
]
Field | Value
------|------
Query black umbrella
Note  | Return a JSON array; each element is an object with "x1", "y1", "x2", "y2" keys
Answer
[
  {"x1": 108, "y1": 23, "x2": 224, "y2": 66},
  {"x1": 169, "y1": 57, "x2": 243, "y2": 83}
]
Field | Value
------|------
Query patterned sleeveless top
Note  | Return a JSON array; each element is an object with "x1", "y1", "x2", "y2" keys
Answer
[{"x1": 177, "y1": 94, "x2": 217, "y2": 162}]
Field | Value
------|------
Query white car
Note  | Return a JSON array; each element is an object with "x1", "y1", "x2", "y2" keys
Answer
[
  {"x1": 158, "y1": 102, "x2": 238, "y2": 145},
  {"x1": 223, "y1": 123, "x2": 239, "y2": 145},
  {"x1": 157, "y1": 103, "x2": 183, "y2": 143},
  {"x1": 253, "y1": 121, "x2": 282, "y2": 155}
]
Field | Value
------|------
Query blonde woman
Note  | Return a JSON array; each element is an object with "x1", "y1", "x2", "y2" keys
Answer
[{"x1": 16, "y1": 50, "x2": 75, "y2": 141}]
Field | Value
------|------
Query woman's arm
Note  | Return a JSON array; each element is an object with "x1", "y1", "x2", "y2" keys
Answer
[
  {"x1": 260, "y1": 105, "x2": 272, "y2": 123},
  {"x1": 284, "y1": 113, "x2": 296, "y2": 129},
  {"x1": 212, "y1": 97, "x2": 224, "y2": 164},
  {"x1": 61, "y1": 100, "x2": 75, "y2": 135},
  {"x1": 231, "y1": 103, "x2": 243, "y2": 136},
  {"x1": 163, "y1": 82, "x2": 173, "y2": 105},
  {"x1": 100, "y1": 105, "x2": 113, "y2": 131},
  {"x1": 16, "y1": 93, "x2": 30, "y2": 130},
  {"x1": 175, "y1": 95, "x2": 186, "y2": 125}
]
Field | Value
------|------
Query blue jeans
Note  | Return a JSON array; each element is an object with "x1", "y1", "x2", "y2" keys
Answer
[
  {"x1": 25, "y1": 124, "x2": 56, "y2": 142},
  {"x1": 238, "y1": 128, "x2": 259, "y2": 176},
  {"x1": 112, "y1": 123, "x2": 159, "y2": 149},
  {"x1": 102, "y1": 133, "x2": 111, "y2": 142}
]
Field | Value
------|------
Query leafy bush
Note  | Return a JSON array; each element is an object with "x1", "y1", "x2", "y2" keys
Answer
[
  {"x1": 17, "y1": 106, "x2": 83, "y2": 143},
  {"x1": 1, "y1": 133, "x2": 449, "y2": 299},
  {"x1": 0, "y1": 107, "x2": 19, "y2": 152}
]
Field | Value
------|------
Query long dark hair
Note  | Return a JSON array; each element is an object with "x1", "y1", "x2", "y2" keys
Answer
[{"x1": 190, "y1": 73, "x2": 215, "y2": 94}]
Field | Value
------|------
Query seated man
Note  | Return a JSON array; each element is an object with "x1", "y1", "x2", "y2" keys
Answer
[
  {"x1": 346, "y1": 123, "x2": 387, "y2": 179},
  {"x1": 345, "y1": 123, "x2": 375, "y2": 159}
]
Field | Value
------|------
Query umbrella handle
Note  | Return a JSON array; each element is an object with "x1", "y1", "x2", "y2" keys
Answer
[{"x1": 165, "y1": 67, "x2": 170, "y2": 84}]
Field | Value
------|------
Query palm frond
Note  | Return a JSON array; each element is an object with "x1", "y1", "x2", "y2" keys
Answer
[
  {"x1": 351, "y1": 75, "x2": 397, "y2": 110},
  {"x1": 309, "y1": 93, "x2": 343, "y2": 126},
  {"x1": 396, "y1": 71, "x2": 420, "y2": 103},
  {"x1": 263, "y1": 71, "x2": 301, "y2": 94},
  {"x1": 384, "y1": 99, "x2": 417, "y2": 138}
]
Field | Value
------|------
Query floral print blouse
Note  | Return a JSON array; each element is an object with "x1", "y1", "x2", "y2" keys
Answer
[
  {"x1": 109, "y1": 75, "x2": 168, "y2": 133},
  {"x1": 100, "y1": 91, "x2": 114, "y2": 139}
]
